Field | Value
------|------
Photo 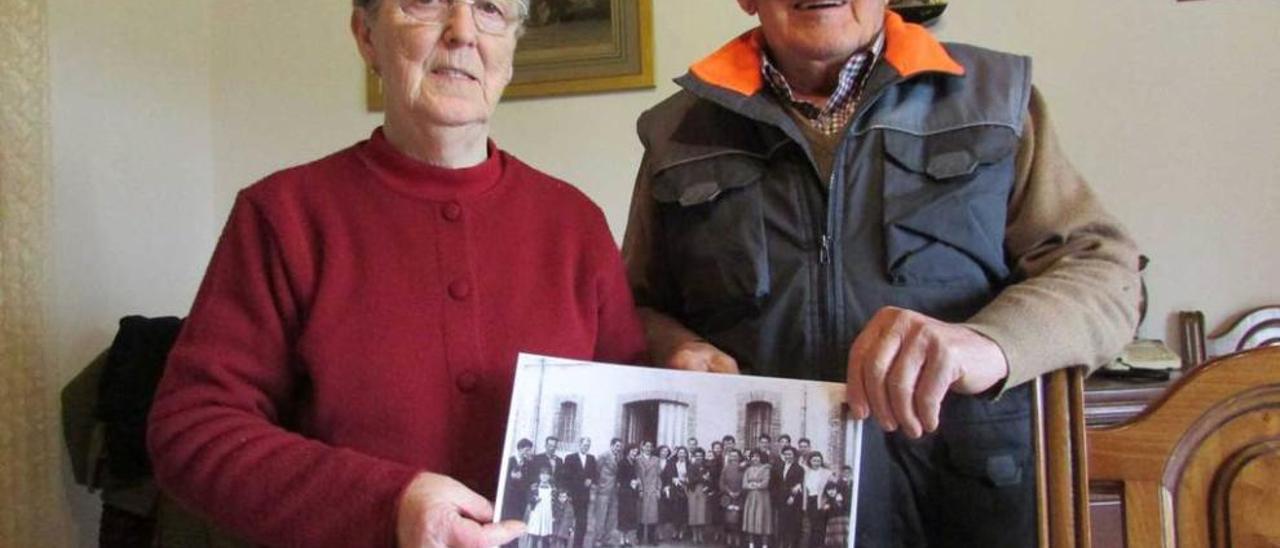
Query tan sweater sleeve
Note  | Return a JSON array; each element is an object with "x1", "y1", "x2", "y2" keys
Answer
[{"x1": 963, "y1": 86, "x2": 1143, "y2": 393}]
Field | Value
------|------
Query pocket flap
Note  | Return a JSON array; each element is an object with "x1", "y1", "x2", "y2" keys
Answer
[
  {"x1": 884, "y1": 191, "x2": 1007, "y2": 284},
  {"x1": 941, "y1": 413, "x2": 1032, "y2": 488},
  {"x1": 652, "y1": 154, "x2": 765, "y2": 206},
  {"x1": 883, "y1": 126, "x2": 1018, "y2": 180}
]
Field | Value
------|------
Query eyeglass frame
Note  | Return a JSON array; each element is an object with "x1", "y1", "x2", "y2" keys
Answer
[{"x1": 395, "y1": 0, "x2": 528, "y2": 36}]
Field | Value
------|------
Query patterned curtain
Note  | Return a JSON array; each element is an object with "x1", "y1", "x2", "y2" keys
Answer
[{"x1": 0, "y1": 0, "x2": 66, "y2": 544}]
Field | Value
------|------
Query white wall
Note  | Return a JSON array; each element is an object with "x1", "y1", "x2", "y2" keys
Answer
[
  {"x1": 45, "y1": 0, "x2": 1280, "y2": 543},
  {"x1": 931, "y1": 0, "x2": 1280, "y2": 346},
  {"x1": 205, "y1": 1, "x2": 755, "y2": 229},
  {"x1": 202, "y1": 0, "x2": 1280, "y2": 344},
  {"x1": 48, "y1": 1, "x2": 217, "y2": 545}
]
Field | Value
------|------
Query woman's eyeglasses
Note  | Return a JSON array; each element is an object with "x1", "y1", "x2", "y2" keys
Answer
[{"x1": 397, "y1": 0, "x2": 522, "y2": 36}]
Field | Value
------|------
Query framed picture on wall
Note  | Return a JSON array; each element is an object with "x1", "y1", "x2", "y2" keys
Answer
[{"x1": 366, "y1": 0, "x2": 654, "y2": 110}]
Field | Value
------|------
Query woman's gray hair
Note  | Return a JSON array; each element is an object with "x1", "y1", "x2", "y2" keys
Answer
[{"x1": 354, "y1": 0, "x2": 530, "y2": 23}]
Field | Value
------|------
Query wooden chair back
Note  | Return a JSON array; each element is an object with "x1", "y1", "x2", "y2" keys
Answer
[
  {"x1": 1178, "y1": 306, "x2": 1280, "y2": 368},
  {"x1": 1034, "y1": 367, "x2": 1092, "y2": 548},
  {"x1": 1087, "y1": 346, "x2": 1280, "y2": 547}
]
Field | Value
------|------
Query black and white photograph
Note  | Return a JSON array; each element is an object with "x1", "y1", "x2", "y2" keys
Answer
[{"x1": 496, "y1": 354, "x2": 862, "y2": 548}]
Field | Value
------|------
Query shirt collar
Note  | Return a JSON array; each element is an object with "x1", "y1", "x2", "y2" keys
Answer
[{"x1": 761, "y1": 32, "x2": 885, "y2": 119}]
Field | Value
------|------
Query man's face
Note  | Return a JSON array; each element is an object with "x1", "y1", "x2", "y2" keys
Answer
[
  {"x1": 738, "y1": 0, "x2": 885, "y2": 69},
  {"x1": 782, "y1": 449, "x2": 795, "y2": 464},
  {"x1": 687, "y1": 438, "x2": 698, "y2": 448},
  {"x1": 519, "y1": 445, "x2": 533, "y2": 459},
  {"x1": 759, "y1": 437, "x2": 770, "y2": 450},
  {"x1": 545, "y1": 439, "x2": 557, "y2": 453},
  {"x1": 580, "y1": 438, "x2": 591, "y2": 453},
  {"x1": 642, "y1": 442, "x2": 653, "y2": 455},
  {"x1": 611, "y1": 440, "x2": 623, "y2": 454},
  {"x1": 798, "y1": 440, "x2": 810, "y2": 451}
]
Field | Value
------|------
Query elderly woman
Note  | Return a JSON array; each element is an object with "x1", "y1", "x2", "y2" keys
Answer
[{"x1": 145, "y1": 1, "x2": 646, "y2": 546}]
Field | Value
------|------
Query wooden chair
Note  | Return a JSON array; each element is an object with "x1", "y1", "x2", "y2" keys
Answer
[
  {"x1": 1178, "y1": 306, "x2": 1280, "y2": 368},
  {"x1": 1086, "y1": 346, "x2": 1280, "y2": 547},
  {"x1": 1034, "y1": 366, "x2": 1093, "y2": 547}
]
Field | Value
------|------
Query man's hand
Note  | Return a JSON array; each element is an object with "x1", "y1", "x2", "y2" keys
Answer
[
  {"x1": 396, "y1": 472, "x2": 525, "y2": 548},
  {"x1": 846, "y1": 307, "x2": 1009, "y2": 438},
  {"x1": 666, "y1": 340, "x2": 740, "y2": 374}
]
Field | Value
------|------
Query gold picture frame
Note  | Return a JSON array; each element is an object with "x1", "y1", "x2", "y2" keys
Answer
[{"x1": 366, "y1": 0, "x2": 654, "y2": 110}]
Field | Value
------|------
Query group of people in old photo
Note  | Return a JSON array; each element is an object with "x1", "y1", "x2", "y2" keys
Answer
[{"x1": 501, "y1": 435, "x2": 854, "y2": 548}]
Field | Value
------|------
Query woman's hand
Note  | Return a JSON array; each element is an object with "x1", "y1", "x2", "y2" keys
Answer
[
  {"x1": 396, "y1": 472, "x2": 524, "y2": 548},
  {"x1": 667, "y1": 340, "x2": 739, "y2": 374}
]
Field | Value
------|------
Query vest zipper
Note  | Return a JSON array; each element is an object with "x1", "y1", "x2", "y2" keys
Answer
[{"x1": 819, "y1": 234, "x2": 831, "y2": 264}]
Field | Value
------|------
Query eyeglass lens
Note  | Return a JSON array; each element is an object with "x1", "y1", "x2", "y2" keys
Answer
[{"x1": 398, "y1": 0, "x2": 517, "y2": 34}]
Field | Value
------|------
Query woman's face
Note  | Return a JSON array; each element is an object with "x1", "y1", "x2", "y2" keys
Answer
[
  {"x1": 659, "y1": 446, "x2": 671, "y2": 459},
  {"x1": 809, "y1": 455, "x2": 823, "y2": 468},
  {"x1": 727, "y1": 451, "x2": 740, "y2": 464},
  {"x1": 676, "y1": 448, "x2": 688, "y2": 461},
  {"x1": 628, "y1": 447, "x2": 640, "y2": 460},
  {"x1": 749, "y1": 452, "x2": 761, "y2": 465},
  {"x1": 353, "y1": 1, "x2": 519, "y2": 130}
]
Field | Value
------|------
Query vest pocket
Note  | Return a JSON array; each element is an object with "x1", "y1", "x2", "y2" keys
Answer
[
  {"x1": 651, "y1": 154, "x2": 771, "y2": 328},
  {"x1": 879, "y1": 127, "x2": 1018, "y2": 287}
]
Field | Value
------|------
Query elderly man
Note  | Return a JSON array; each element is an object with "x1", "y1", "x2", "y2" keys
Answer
[{"x1": 622, "y1": 0, "x2": 1140, "y2": 545}]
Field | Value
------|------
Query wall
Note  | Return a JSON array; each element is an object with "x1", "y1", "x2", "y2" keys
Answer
[
  {"x1": 48, "y1": 0, "x2": 216, "y2": 545},
  {"x1": 206, "y1": 1, "x2": 755, "y2": 229},
  {"x1": 44, "y1": 0, "x2": 1280, "y2": 543},
  {"x1": 204, "y1": 0, "x2": 1280, "y2": 344},
  {"x1": 931, "y1": 0, "x2": 1280, "y2": 344}
]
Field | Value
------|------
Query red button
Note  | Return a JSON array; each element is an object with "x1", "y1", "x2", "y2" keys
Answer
[
  {"x1": 448, "y1": 279, "x2": 471, "y2": 300},
  {"x1": 442, "y1": 203, "x2": 463, "y2": 222},
  {"x1": 456, "y1": 371, "x2": 480, "y2": 392}
]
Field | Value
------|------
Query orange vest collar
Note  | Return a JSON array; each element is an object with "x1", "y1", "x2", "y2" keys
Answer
[
  {"x1": 881, "y1": 10, "x2": 965, "y2": 79},
  {"x1": 688, "y1": 11, "x2": 964, "y2": 97},
  {"x1": 689, "y1": 30, "x2": 766, "y2": 98}
]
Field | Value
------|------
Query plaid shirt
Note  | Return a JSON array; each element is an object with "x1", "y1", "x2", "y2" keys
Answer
[{"x1": 761, "y1": 33, "x2": 885, "y2": 136}]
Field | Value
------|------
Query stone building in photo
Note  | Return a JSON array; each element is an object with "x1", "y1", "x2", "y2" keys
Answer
[{"x1": 504, "y1": 359, "x2": 855, "y2": 468}]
